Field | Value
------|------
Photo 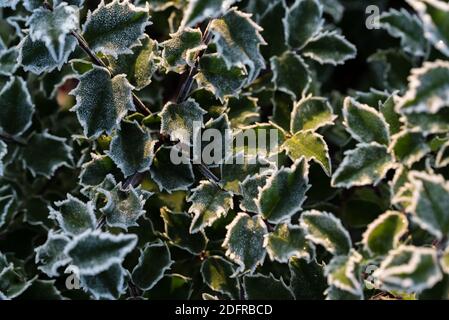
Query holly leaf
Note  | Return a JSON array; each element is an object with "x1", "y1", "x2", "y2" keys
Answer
[
  {"x1": 362, "y1": 211, "x2": 408, "y2": 257},
  {"x1": 49, "y1": 194, "x2": 96, "y2": 236},
  {"x1": 223, "y1": 212, "x2": 267, "y2": 274},
  {"x1": 21, "y1": 132, "x2": 73, "y2": 178},
  {"x1": 0, "y1": 0, "x2": 19, "y2": 9},
  {"x1": 80, "y1": 263, "x2": 126, "y2": 300},
  {"x1": 0, "y1": 47, "x2": 20, "y2": 76},
  {"x1": 201, "y1": 255, "x2": 239, "y2": 299},
  {"x1": 131, "y1": 240, "x2": 173, "y2": 291},
  {"x1": 0, "y1": 264, "x2": 33, "y2": 299},
  {"x1": 270, "y1": 51, "x2": 311, "y2": 100},
  {"x1": 441, "y1": 247, "x2": 449, "y2": 274},
  {"x1": 34, "y1": 231, "x2": 71, "y2": 277},
  {"x1": 436, "y1": 140, "x2": 449, "y2": 168},
  {"x1": 380, "y1": 94, "x2": 402, "y2": 136},
  {"x1": 108, "y1": 120, "x2": 155, "y2": 177},
  {"x1": 331, "y1": 143, "x2": 394, "y2": 189},
  {"x1": 0, "y1": 77, "x2": 34, "y2": 136},
  {"x1": 403, "y1": 107, "x2": 449, "y2": 135},
  {"x1": 64, "y1": 230, "x2": 138, "y2": 276},
  {"x1": 243, "y1": 273, "x2": 294, "y2": 300},
  {"x1": 264, "y1": 222, "x2": 314, "y2": 263},
  {"x1": 343, "y1": 97, "x2": 390, "y2": 145},
  {"x1": 290, "y1": 96, "x2": 336, "y2": 133},
  {"x1": 373, "y1": 246, "x2": 443, "y2": 293},
  {"x1": 79, "y1": 154, "x2": 115, "y2": 187},
  {"x1": 188, "y1": 181, "x2": 233, "y2": 234},
  {"x1": 283, "y1": 0, "x2": 323, "y2": 49},
  {"x1": 289, "y1": 257, "x2": 326, "y2": 299},
  {"x1": 301, "y1": 31, "x2": 356, "y2": 65},
  {"x1": 300, "y1": 210, "x2": 351, "y2": 255},
  {"x1": 180, "y1": 0, "x2": 240, "y2": 28},
  {"x1": 239, "y1": 174, "x2": 268, "y2": 213},
  {"x1": 325, "y1": 250, "x2": 363, "y2": 298},
  {"x1": 390, "y1": 130, "x2": 430, "y2": 167},
  {"x1": 0, "y1": 141, "x2": 6, "y2": 177},
  {"x1": 70, "y1": 65, "x2": 135, "y2": 139},
  {"x1": 282, "y1": 131, "x2": 331, "y2": 176},
  {"x1": 259, "y1": 0, "x2": 288, "y2": 58},
  {"x1": 256, "y1": 158, "x2": 310, "y2": 223},
  {"x1": 226, "y1": 95, "x2": 259, "y2": 129},
  {"x1": 82, "y1": 0, "x2": 151, "y2": 58}
]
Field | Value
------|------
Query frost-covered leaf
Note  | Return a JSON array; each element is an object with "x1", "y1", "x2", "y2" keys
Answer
[
  {"x1": 441, "y1": 247, "x2": 449, "y2": 274},
  {"x1": 80, "y1": 263, "x2": 126, "y2": 300},
  {"x1": 362, "y1": 211, "x2": 408, "y2": 256},
  {"x1": 270, "y1": 51, "x2": 311, "y2": 100},
  {"x1": 79, "y1": 154, "x2": 115, "y2": 187},
  {"x1": 108, "y1": 120, "x2": 155, "y2": 177},
  {"x1": 283, "y1": 0, "x2": 323, "y2": 49},
  {"x1": 289, "y1": 257, "x2": 326, "y2": 299},
  {"x1": 49, "y1": 194, "x2": 96, "y2": 236},
  {"x1": 160, "y1": 99, "x2": 206, "y2": 146},
  {"x1": 301, "y1": 31, "x2": 356, "y2": 65},
  {"x1": 243, "y1": 273, "x2": 294, "y2": 300},
  {"x1": 409, "y1": 172, "x2": 449, "y2": 239},
  {"x1": 343, "y1": 97, "x2": 390, "y2": 145},
  {"x1": 398, "y1": 60, "x2": 449, "y2": 114},
  {"x1": 0, "y1": 141, "x2": 6, "y2": 177},
  {"x1": 259, "y1": 0, "x2": 288, "y2": 58},
  {"x1": 0, "y1": 264, "x2": 33, "y2": 299},
  {"x1": 188, "y1": 181, "x2": 233, "y2": 234},
  {"x1": 150, "y1": 146, "x2": 195, "y2": 192},
  {"x1": 0, "y1": 0, "x2": 19, "y2": 9},
  {"x1": 282, "y1": 131, "x2": 331, "y2": 176},
  {"x1": 209, "y1": 8, "x2": 266, "y2": 83},
  {"x1": 436, "y1": 140, "x2": 449, "y2": 168},
  {"x1": 27, "y1": 3, "x2": 79, "y2": 62},
  {"x1": 161, "y1": 208, "x2": 207, "y2": 255},
  {"x1": 239, "y1": 174, "x2": 268, "y2": 213},
  {"x1": 225, "y1": 95, "x2": 259, "y2": 128},
  {"x1": 390, "y1": 130, "x2": 430, "y2": 167},
  {"x1": 64, "y1": 229, "x2": 137, "y2": 276},
  {"x1": 320, "y1": 0, "x2": 344, "y2": 22},
  {"x1": 161, "y1": 28, "x2": 205, "y2": 73},
  {"x1": 256, "y1": 158, "x2": 310, "y2": 223},
  {"x1": 108, "y1": 34, "x2": 157, "y2": 90},
  {"x1": 34, "y1": 231, "x2": 71, "y2": 277},
  {"x1": 21, "y1": 132, "x2": 73, "y2": 178},
  {"x1": 82, "y1": 0, "x2": 151, "y2": 58},
  {"x1": 403, "y1": 107, "x2": 449, "y2": 134},
  {"x1": 380, "y1": 94, "x2": 402, "y2": 136},
  {"x1": 131, "y1": 240, "x2": 173, "y2": 291},
  {"x1": 180, "y1": 0, "x2": 239, "y2": 28},
  {"x1": 19, "y1": 279, "x2": 64, "y2": 300},
  {"x1": 264, "y1": 222, "x2": 314, "y2": 263},
  {"x1": 0, "y1": 47, "x2": 20, "y2": 76},
  {"x1": 331, "y1": 143, "x2": 394, "y2": 189},
  {"x1": 290, "y1": 96, "x2": 336, "y2": 133},
  {"x1": 202, "y1": 114, "x2": 232, "y2": 166},
  {"x1": 196, "y1": 53, "x2": 246, "y2": 101},
  {"x1": 0, "y1": 193, "x2": 15, "y2": 229},
  {"x1": 300, "y1": 210, "x2": 351, "y2": 255},
  {"x1": 325, "y1": 250, "x2": 363, "y2": 298},
  {"x1": 379, "y1": 8, "x2": 427, "y2": 57},
  {"x1": 373, "y1": 246, "x2": 443, "y2": 293},
  {"x1": 223, "y1": 212, "x2": 267, "y2": 274},
  {"x1": 0, "y1": 77, "x2": 34, "y2": 136},
  {"x1": 70, "y1": 65, "x2": 135, "y2": 139},
  {"x1": 201, "y1": 255, "x2": 239, "y2": 299}
]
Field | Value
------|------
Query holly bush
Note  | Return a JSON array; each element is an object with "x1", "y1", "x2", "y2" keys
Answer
[{"x1": 1, "y1": 0, "x2": 449, "y2": 301}]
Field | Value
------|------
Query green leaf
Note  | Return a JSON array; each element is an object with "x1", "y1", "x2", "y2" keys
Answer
[
  {"x1": 331, "y1": 143, "x2": 394, "y2": 189},
  {"x1": 0, "y1": 193, "x2": 15, "y2": 229},
  {"x1": 196, "y1": 53, "x2": 247, "y2": 101},
  {"x1": 27, "y1": 3, "x2": 79, "y2": 62},
  {"x1": 108, "y1": 34, "x2": 158, "y2": 90},
  {"x1": 180, "y1": 0, "x2": 239, "y2": 28},
  {"x1": 282, "y1": 131, "x2": 331, "y2": 176},
  {"x1": 223, "y1": 212, "x2": 267, "y2": 273},
  {"x1": 436, "y1": 140, "x2": 449, "y2": 168},
  {"x1": 188, "y1": 181, "x2": 233, "y2": 234},
  {"x1": 21, "y1": 132, "x2": 73, "y2": 178},
  {"x1": 283, "y1": 0, "x2": 323, "y2": 49},
  {"x1": 79, "y1": 263, "x2": 126, "y2": 300},
  {"x1": 34, "y1": 231, "x2": 71, "y2": 277},
  {"x1": 79, "y1": 154, "x2": 115, "y2": 187},
  {"x1": 300, "y1": 210, "x2": 351, "y2": 255},
  {"x1": 161, "y1": 27, "x2": 205, "y2": 73},
  {"x1": 403, "y1": 107, "x2": 449, "y2": 134},
  {"x1": 325, "y1": 250, "x2": 363, "y2": 298},
  {"x1": 161, "y1": 208, "x2": 208, "y2": 255},
  {"x1": 0, "y1": 77, "x2": 34, "y2": 136},
  {"x1": 49, "y1": 194, "x2": 96, "y2": 236},
  {"x1": 0, "y1": 141, "x2": 6, "y2": 177},
  {"x1": 0, "y1": 47, "x2": 20, "y2": 76},
  {"x1": 82, "y1": 0, "x2": 151, "y2": 58},
  {"x1": 362, "y1": 211, "x2": 408, "y2": 256},
  {"x1": 320, "y1": 0, "x2": 344, "y2": 22},
  {"x1": 70, "y1": 65, "x2": 135, "y2": 139},
  {"x1": 380, "y1": 94, "x2": 402, "y2": 136},
  {"x1": 160, "y1": 98, "x2": 206, "y2": 146},
  {"x1": 257, "y1": 158, "x2": 310, "y2": 223},
  {"x1": 108, "y1": 120, "x2": 155, "y2": 177},
  {"x1": 201, "y1": 255, "x2": 239, "y2": 299},
  {"x1": 264, "y1": 222, "x2": 314, "y2": 263},
  {"x1": 374, "y1": 246, "x2": 443, "y2": 293},
  {"x1": 270, "y1": 51, "x2": 311, "y2": 100},
  {"x1": 131, "y1": 240, "x2": 173, "y2": 291},
  {"x1": 209, "y1": 8, "x2": 266, "y2": 83},
  {"x1": 0, "y1": 264, "x2": 33, "y2": 299},
  {"x1": 289, "y1": 257, "x2": 326, "y2": 299},
  {"x1": 290, "y1": 96, "x2": 336, "y2": 133},
  {"x1": 379, "y1": 8, "x2": 427, "y2": 57},
  {"x1": 409, "y1": 171, "x2": 449, "y2": 239},
  {"x1": 239, "y1": 174, "x2": 268, "y2": 213},
  {"x1": 259, "y1": 0, "x2": 288, "y2": 58},
  {"x1": 398, "y1": 60, "x2": 449, "y2": 114},
  {"x1": 243, "y1": 273, "x2": 294, "y2": 300},
  {"x1": 390, "y1": 130, "x2": 430, "y2": 167},
  {"x1": 441, "y1": 247, "x2": 449, "y2": 274},
  {"x1": 301, "y1": 31, "x2": 356, "y2": 65},
  {"x1": 343, "y1": 97, "x2": 390, "y2": 145},
  {"x1": 65, "y1": 229, "x2": 137, "y2": 276},
  {"x1": 150, "y1": 146, "x2": 195, "y2": 192},
  {"x1": 18, "y1": 279, "x2": 64, "y2": 300},
  {"x1": 225, "y1": 95, "x2": 259, "y2": 129}
]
